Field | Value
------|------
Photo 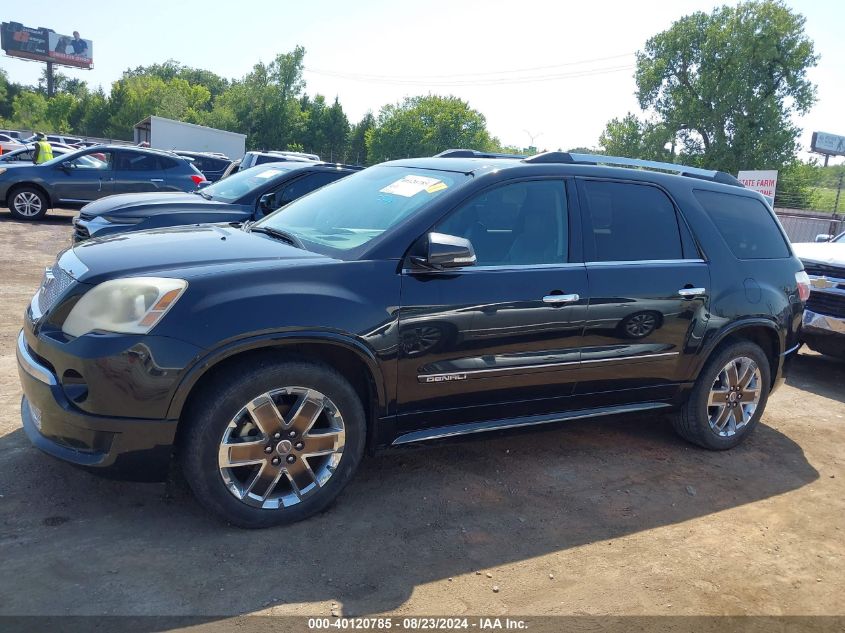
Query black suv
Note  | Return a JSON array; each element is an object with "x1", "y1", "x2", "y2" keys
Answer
[
  {"x1": 173, "y1": 151, "x2": 232, "y2": 182},
  {"x1": 72, "y1": 162, "x2": 361, "y2": 243},
  {"x1": 0, "y1": 145, "x2": 206, "y2": 221},
  {"x1": 17, "y1": 150, "x2": 807, "y2": 527}
]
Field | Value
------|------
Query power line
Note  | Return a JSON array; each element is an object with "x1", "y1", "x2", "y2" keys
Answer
[
  {"x1": 307, "y1": 52, "x2": 635, "y2": 82},
  {"x1": 305, "y1": 64, "x2": 635, "y2": 87}
]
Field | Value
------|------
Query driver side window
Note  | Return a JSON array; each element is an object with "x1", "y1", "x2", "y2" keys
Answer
[
  {"x1": 435, "y1": 180, "x2": 569, "y2": 266},
  {"x1": 67, "y1": 151, "x2": 113, "y2": 170}
]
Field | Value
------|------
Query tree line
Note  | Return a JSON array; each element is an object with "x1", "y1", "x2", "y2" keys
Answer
[
  {"x1": 0, "y1": 45, "x2": 499, "y2": 166},
  {"x1": 0, "y1": 0, "x2": 836, "y2": 209}
]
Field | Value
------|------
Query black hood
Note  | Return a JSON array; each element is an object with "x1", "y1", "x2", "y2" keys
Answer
[
  {"x1": 80, "y1": 192, "x2": 239, "y2": 218},
  {"x1": 70, "y1": 224, "x2": 328, "y2": 282}
]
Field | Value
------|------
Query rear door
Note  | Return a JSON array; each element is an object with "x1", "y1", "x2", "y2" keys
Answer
[
  {"x1": 573, "y1": 178, "x2": 710, "y2": 402},
  {"x1": 396, "y1": 178, "x2": 589, "y2": 434},
  {"x1": 113, "y1": 151, "x2": 167, "y2": 193}
]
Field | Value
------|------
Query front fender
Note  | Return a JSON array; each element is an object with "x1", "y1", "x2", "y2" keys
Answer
[{"x1": 165, "y1": 329, "x2": 388, "y2": 420}]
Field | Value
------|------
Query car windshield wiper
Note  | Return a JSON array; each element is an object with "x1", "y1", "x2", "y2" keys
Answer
[
  {"x1": 248, "y1": 225, "x2": 305, "y2": 249},
  {"x1": 193, "y1": 189, "x2": 213, "y2": 200}
]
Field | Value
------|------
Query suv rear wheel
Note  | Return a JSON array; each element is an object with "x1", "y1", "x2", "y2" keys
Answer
[
  {"x1": 180, "y1": 358, "x2": 366, "y2": 528},
  {"x1": 672, "y1": 340, "x2": 771, "y2": 450}
]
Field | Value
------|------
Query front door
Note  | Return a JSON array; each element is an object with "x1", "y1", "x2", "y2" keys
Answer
[
  {"x1": 396, "y1": 178, "x2": 588, "y2": 435},
  {"x1": 53, "y1": 150, "x2": 114, "y2": 203},
  {"x1": 573, "y1": 178, "x2": 710, "y2": 402}
]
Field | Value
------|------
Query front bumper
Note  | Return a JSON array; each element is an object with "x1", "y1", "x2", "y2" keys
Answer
[
  {"x1": 17, "y1": 331, "x2": 178, "y2": 481},
  {"x1": 802, "y1": 308, "x2": 845, "y2": 336}
]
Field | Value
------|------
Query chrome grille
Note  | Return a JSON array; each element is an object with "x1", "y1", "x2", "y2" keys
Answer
[
  {"x1": 37, "y1": 263, "x2": 74, "y2": 315},
  {"x1": 804, "y1": 262, "x2": 845, "y2": 279}
]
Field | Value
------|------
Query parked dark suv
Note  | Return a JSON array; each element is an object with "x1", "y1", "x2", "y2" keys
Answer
[
  {"x1": 0, "y1": 145, "x2": 206, "y2": 220},
  {"x1": 17, "y1": 150, "x2": 808, "y2": 527},
  {"x1": 72, "y1": 162, "x2": 361, "y2": 243}
]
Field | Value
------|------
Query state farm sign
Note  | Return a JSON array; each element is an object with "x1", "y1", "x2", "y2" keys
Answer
[{"x1": 737, "y1": 170, "x2": 778, "y2": 206}]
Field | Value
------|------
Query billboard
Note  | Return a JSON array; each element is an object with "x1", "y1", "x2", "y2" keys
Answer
[
  {"x1": 811, "y1": 131, "x2": 845, "y2": 157},
  {"x1": 1, "y1": 22, "x2": 92, "y2": 69},
  {"x1": 737, "y1": 170, "x2": 778, "y2": 206}
]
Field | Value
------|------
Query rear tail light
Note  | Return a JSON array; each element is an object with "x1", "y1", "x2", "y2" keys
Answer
[
  {"x1": 190, "y1": 174, "x2": 205, "y2": 186},
  {"x1": 795, "y1": 270, "x2": 811, "y2": 302}
]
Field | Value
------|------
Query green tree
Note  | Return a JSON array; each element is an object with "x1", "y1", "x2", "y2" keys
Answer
[
  {"x1": 366, "y1": 95, "x2": 494, "y2": 163},
  {"x1": 632, "y1": 0, "x2": 817, "y2": 173},
  {"x1": 599, "y1": 113, "x2": 672, "y2": 161},
  {"x1": 11, "y1": 91, "x2": 50, "y2": 130},
  {"x1": 348, "y1": 112, "x2": 374, "y2": 165}
]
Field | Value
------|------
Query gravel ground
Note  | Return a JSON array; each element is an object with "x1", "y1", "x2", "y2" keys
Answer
[{"x1": 0, "y1": 209, "x2": 842, "y2": 619}]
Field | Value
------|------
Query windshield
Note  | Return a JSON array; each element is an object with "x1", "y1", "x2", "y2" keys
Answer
[
  {"x1": 256, "y1": 165, "x2": 470, "y2": 253},
  {"x1": 834, "y1": 232, "x2": 845, "y2": 244},
  {"x1": 202, "y1": 163, "x2": 296, "y2": 203}
]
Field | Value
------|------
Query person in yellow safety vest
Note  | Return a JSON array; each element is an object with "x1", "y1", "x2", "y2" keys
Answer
[{"x1": 33, "y1": 133, "x2": 54, "y2": 164}]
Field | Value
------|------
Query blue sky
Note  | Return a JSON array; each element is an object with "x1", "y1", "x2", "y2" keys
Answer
[{"x1": 2, "y1": 0, "x2": 843, "y2": 163}]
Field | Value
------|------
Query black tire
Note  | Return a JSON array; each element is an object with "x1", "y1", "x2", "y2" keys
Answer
[
  {"x1": 180, "y1": 357, "x2": 366, "y2": 528},
  {"x1": 8, "y1": 186, "x2": 49, "y2": 221},
  {"x1": 671, "y1": 340, "x2": 771, "y2": 450}
]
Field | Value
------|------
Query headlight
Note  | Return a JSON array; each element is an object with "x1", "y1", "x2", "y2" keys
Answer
[
  {"x1": 103, "y1": 215, "x2": 144, "y2": 225},
  {"x1": 62, "y1": 277, "x2": 188, "y2": 337}
]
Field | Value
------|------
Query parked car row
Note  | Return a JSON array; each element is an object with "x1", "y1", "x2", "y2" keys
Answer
[{"x1": 16, "y1": 148, "x2": 810, "y2": 528}]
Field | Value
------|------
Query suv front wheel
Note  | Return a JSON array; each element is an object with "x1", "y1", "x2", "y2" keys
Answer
[
  {"x1": 180, "y1": 358, "x2": 366, "y2": 528},
  {"x1": 672, "y1": 340, "x2": 771, "y2": 450}
]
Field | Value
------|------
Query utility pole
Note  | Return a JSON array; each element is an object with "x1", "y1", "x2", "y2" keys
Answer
[
  {"x1": 45, "y1": 61, "x2": 54, "y2": 97},
  {"x1": 834, "y1": 173, "x2": 843, "y2": 218}
]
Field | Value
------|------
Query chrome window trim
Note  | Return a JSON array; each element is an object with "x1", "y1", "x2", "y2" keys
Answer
[
  {"x1": 402, "y1": 262, "x2": 586, "y2": 275},
  {"x1": 585, "y1": 259, "x2": 706, "y2": 266},
  {"x1": 418, "y1": 351, "x2": 679, "y2": 381}
]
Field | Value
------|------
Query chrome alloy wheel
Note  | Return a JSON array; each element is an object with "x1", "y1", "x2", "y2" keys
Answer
[
  {"x1": 707, "y1": 356, "x2": 762, "y2": 437},
  {"x1": 218, "y1": 387, "x2": 345, "y2": 509},
  {"x1": 13, "y1": 191, "x2": 43, "y2": 217},
  {"x1": 624, "y1": 312, "x2": 657, "y2": 338}
]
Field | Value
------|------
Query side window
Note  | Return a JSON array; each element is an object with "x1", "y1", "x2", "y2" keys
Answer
[
  {"x1": 67, "y1": 151, "x2": 113, "y2": 170},
  {"x1": 579, "y1": 180, "x2": 683, "y2": 262},
  {"x1": 435, "y1": 180, "x2": 569, "y2": 266},
  {"x1": 693, "y1": 190, "x2": 789, "y2": 259},
  {"x1": 160, "y1": 157, "x2": 181, "y2": 170},
  {"x1": 277, "y1": 172, "x2": 344, "y2": 207},
  {"x1": 115, "y1": 152, "x2": 160, "y2": 171}
]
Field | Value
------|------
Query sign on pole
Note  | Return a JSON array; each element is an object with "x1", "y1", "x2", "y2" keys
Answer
[
  {"x1": 737, "y1": 170, "x2": 778, "y2": 206},
  {"x1": 811, "y1": 132, "x2": 845, "y2": 156},
  {"x1": 1, "y1": 21, "x2": 93, "y2": 69}
]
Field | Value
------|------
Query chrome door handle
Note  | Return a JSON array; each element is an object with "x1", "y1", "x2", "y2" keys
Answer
[
  {"x1": 543, "y1": 293, "x2": 579, "y2": 304},
  {"x1": 678, "y1": 287, "x2": 706, "y2": 298},
  {"x1": 150, "y1": 178, "x2": 164, "y2": 182}
]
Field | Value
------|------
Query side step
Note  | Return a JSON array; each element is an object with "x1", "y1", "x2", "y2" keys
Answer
[{"x1": 391, "y1": 402, "x2": 673, "y2": 446}]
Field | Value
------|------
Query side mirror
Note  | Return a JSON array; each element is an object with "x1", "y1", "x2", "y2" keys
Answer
[
  {"x1": 413, "y1": 232, "x2": 476, "y2": 270},
  {"x1": 258, "y1": 192, "x2": 277, "y2": 213},
  {"x1": 815, "y1": 233, "x2": 833, "y2": 243},
  {"x1": 60, "y1": 160, "x2": 73, "y2": 171}
]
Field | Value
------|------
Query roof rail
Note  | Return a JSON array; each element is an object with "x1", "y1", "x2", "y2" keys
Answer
[
  {"x1": 435, "y1": 149, "x2": 526, "y2": 159},
  {"x1": 523, "y1": 151, "x2": 742, "y2": 187}
]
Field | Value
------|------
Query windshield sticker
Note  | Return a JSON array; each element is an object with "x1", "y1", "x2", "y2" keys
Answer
[
  {"x1": 380, "y1": 175, "x2": 443, "y2": 197},
  {"x1": 255, "y1": 169, "x2": 280, "y2": 179},
  {"x1": 425, "y1": 181, "x2": 448, "y2": 194}
]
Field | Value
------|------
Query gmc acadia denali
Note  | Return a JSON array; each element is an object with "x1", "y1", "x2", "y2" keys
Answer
[{"x1": 17, "y1": 150, "x2": 808, "y2": 527}]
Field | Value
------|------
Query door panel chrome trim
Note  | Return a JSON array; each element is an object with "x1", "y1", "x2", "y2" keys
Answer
[
  {"x1": 543, "y1": 293, "x2": 579, "y2": 304},
  {"x1": 585, "y1": 259, "x2": 705, "y2": 266},
  {"x1": 417, "y1": 351, "x2": 679, "y2": 382},
  {"x1": 392, "y1": 402, "x2": 674, "y2": 445}
]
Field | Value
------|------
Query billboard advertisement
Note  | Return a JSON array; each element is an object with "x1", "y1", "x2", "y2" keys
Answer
[
  {"x1": 811, "y1": 131, "x2": 845, "y2": 157},
  {"x1": 737, "y1": 170, "x2": 778, "y2": 206},
  {"x1": 1, "y1": 22, "x2": 92, "y2": 69}
]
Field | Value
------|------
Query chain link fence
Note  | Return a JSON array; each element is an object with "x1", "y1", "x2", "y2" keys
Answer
[{"x1": 774, "y1": 167, "x2": 844, "y2": 242}]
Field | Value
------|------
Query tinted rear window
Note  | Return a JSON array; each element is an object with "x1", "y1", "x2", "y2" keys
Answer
[{"x1": 694, "y1": 190, "x2": 789, "y2": 259}]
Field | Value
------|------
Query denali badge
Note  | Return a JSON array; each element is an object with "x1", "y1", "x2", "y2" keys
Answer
[{"x1": 422, "y1": 374, "x2": 467, "y2": 383}]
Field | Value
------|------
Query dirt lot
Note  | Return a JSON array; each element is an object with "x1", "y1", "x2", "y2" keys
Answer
[{"x1": 0, "y1": 210, "x2": 843, "y2": 619}]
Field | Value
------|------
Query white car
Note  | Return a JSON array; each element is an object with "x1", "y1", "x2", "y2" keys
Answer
[
  {"x1": 792, "y1": 231, "x2": 845, "y2": 359},
  {"x1": 0, "y1": 132, "x2": 24, "y2": 154}
]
